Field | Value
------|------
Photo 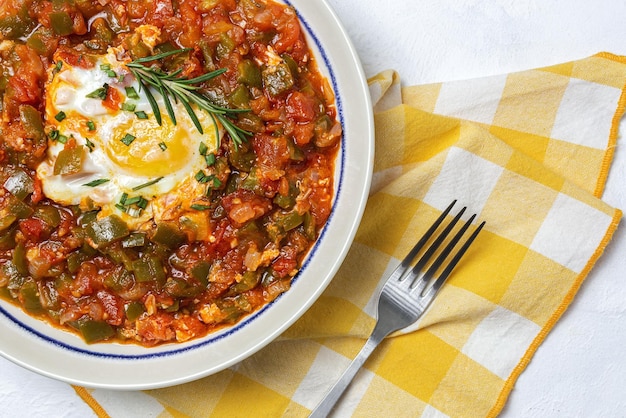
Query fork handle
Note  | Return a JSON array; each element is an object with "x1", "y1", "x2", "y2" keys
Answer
[{"x1": 309, "y1": 327, "x2": 388, "y2": 418}]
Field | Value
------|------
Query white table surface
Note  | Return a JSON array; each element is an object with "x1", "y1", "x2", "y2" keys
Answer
[{"x1": 2, "y1": 1, "x2": 626, "y2": 416}]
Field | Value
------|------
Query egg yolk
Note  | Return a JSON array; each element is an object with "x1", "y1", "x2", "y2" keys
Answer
[{"x1": 107, "y1": 117, "x2": 194, "y2": 177}]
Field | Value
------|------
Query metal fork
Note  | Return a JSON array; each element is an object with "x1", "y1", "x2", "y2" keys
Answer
[{"x1": 309, "y1": 200, "x2": 485, "y2": 417}]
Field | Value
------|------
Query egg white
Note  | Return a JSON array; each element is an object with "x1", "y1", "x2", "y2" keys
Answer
[{"x1": 37, "y1": 48, "x2": 221, "y2": 230}]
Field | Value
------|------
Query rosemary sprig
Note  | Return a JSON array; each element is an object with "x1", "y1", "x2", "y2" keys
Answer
[{"x1": 126, "y1": 48, "x2": 251, "y2": 149}]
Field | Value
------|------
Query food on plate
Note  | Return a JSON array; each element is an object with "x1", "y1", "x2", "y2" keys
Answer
[{"x1": 0, "y1": 0, "x2": 341, "y2": 345}]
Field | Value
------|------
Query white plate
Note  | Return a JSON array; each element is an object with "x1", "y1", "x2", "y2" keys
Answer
[{"x1": 0, "y1": 0, "x2": 374, "y2": 390}]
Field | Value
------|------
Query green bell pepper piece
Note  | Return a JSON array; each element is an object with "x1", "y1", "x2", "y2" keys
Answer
[
  {"x1": 12, "y1": 243, "x2": 29, "y2": 276},
  {"x1": 53, "y1": 147, "x2": 84, "y2": 176},
  {"x1": 20, "y1": 105, "x2": 45, "y2": 143},
  {"x1": 0, "y1": 226, "x2": 16, "y2": 250},
  {"x1": 20, "y1": 281, "x2": 44, "y2": 314},
  {"x1": 228, "y1": 84, "x2": 251, "y2": 109},
  {"x1": 121, "y1": 232, "x2": 146, "y2": 248},
  {"x1": 165, "y1": 277, "x2": 202, "y2": 298},
  {"x1": 0, "y1": 261, "x2": 22, "y2": 291},
  {"x1": 191, "y1": 261, "x2": 211, "y2": 286},
  {"x1": 131, "y1": 255, "x2": 166, "y2": 284},
  {"x1": 262, "y1": 62, "x2": 294, "y2": 97},
  {"x1": 86, "y1": 215, "x2": 130, "y2": 248},
  {"x1": 3, "y1": 168, "x2": 35, "y2": 200},
  {"x1": 0, "y1": 215, "x2": 17, "y2": 233},
  {"x1": 229, "y1": 270, "x2": 261, "y2": 294},
  {"x1": 151, "y1": 222, "x2": 185, "y2": 249},
  {"x1": 104, "y1": 268, "x2": 135, "y2": 292},
  {"x1": 91, "y1": 17, "x2": 114, "y2": 42},
  {"x1": 240, "y1": 167, "x2": 263, "y2": 195},
  {"x1": 67, "y1": 250, "x2": 89, "y2": 274},
  {"x1": 78, "y1": 319, "x2": 115, "y2": 343},
  {"x1": 237, "y1": 59, "x2": 262, "y2": 88},
  {"x1": 0, "y1": 6, "x2": 35, "y2": 39},
  {"x1": 33, "y1": 205, "x2": 62, "y2": 228},
  {"x1": 49, "y1": 12, "x2": 74, "y2": 36},
  {"x1": 5, "y1": 194, "x2": 34, "y2": 219},
  {"x1": 78, "y1": 210, "x2": 99, "y2": 227},
  {"x1": 275, "y1": 210, "x2": 303, "y2": 232},
  {"x1": 216, "y1": 33, "x2": 235, "y2": 60},
  {"x1": 125, "y1": 301, "x2": 145, "y2": 322},
  {"x1": 303, "y1": 211, "x2": 316, "y2": 240}
]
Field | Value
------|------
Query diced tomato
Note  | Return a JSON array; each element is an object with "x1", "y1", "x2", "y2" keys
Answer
[
  {"x1": 18, "y1": 218, "x2": 48, "y2": 242},
  {"x1": 272, "y1": 11, "x2": 301, "y2": 54},
  {"x1": 271, "y1": 245, "x2": 298, "y2": 278},
  {"x1": 221, "y1": 189, "x2": 272, "y2": 225},
  {"x1": 136, "y1": 312, "x2": 176, "y2": 344},
  {"x1": 56, "y1": 48, "x2": 95, "y2": 69},
  {"x1": 286, "y1": 91, "x2": 317, "y2": 123},
  {"x1": 253, "y1": 134, "x2": 291, "y2": 171},
  {"x1": 96, "y1": 290, "x2": 124, "y2": 326},
  {"x1": 103, "y1": 86, "x2": 123, "y2": 112}
]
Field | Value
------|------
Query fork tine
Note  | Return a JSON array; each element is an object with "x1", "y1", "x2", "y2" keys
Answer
[
  {"x1": 423, "y1": 218, "x2": 486, "y2": 297},
  {"x1": 408, "y1": 206, "x2": 467, "y2": 281},
  {"x1": 385, "y1": 200, "x2": 458, "y2": 284}
]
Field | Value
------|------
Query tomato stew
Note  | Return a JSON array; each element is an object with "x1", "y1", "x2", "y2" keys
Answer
[{"x1": 0, "y1": 0, "x2": 340, "y2": 345}]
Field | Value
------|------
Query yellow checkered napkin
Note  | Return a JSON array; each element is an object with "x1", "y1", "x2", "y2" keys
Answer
[{"x1": 76, "y1": 53, "x2": 625, "y2": 417}]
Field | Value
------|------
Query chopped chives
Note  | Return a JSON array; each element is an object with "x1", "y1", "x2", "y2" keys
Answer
[
  {"x1": 204, "y1": 175, "x2": 222, "y2": 196},
  {"x1": 121, "y1": 102, "x2": 136, "y2": 112},
  {"x1": 136, "y1": 197, "x2": 149, "y2": 209},
  {"x1": 205, "y1": 153, "x2": 216, "y2": 166},
  {"x1": 132, "y1": 177, "x2": 163, "y2": 191},
  {"x1": 86, "y1": 84, "x2": 109, "y2": 100},
  {"x1": 158, "y1": 142, "x2": 167, "y2": 151},
  {"x1": 55, "y1": 111, "x2": 66, "y2": 122},
  {"x1": 83, "y1": 178, "x2": 110, "y2": 187},
  {"x1": 190, "y1": 204, "x2": 211, "y2": 211},
  {"x1": 121, "y1": 133, "x2": 136, "y2": 146},
  {"x1": 199, "y1": 142, "x2": 208, "y2": 155},
  {"x1": 125, "y1": 86, "x2": 140, "y2": 100},
  {"x1": 49, "y1": 129, "x2": 59, "y2": 140},
  {"x1": 135, "y1": 111, "x2": 148, "y2": 119},
  {"x1": 126, "y1": 207, "x2": 142, "y2": 217},
  {"x1": 85, "y1": 138, "x2": 95, "y2": 152},
  {"x1": 57, "y1": 134, "x2": 68, "y2": 144},
  {"x1": 195, "y1": 170, "x2": 209, "y2": 183},
  {"x1": 100, "y1": 64, "x2": 116, "y2": 77},
  {"x1": 119, "y1": 195, "x2": 149, "y2": 212},
  {"x1": 209, "y1": 175, "x2": 222, "y2": 188},
  {"x1": 86, "y1": 120, "x2": 96, "y2": 131},
  {"x1": 124, "y1": 196, "x2": 142, "y2": 205}
]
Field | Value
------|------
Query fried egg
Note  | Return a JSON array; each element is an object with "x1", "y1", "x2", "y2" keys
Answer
[{"x1": 37, "y1": 45, "x2": 221, "y2": 230}]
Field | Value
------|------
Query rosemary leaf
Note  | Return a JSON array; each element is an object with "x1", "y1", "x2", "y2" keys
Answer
[
  {"x1": 126, "y1": 49, "x2": 252, "y2": 149},
  {"x1": 130, "y1": 47, "x2": 193, "y2": 64}
]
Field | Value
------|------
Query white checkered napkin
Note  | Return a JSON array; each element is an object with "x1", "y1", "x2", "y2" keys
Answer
[{"x1": 76, "y1": 55, "x2": 625, "y2": 418}]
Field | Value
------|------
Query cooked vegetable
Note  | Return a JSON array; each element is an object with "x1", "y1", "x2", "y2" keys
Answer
[
  {"x1": 53, "y1": 147, "x2": 84, "y2": 175},
  {"x1": 0, "y1": 0, "x2": 341, "y2": 346},
  {"x1": 86, "y1": 215, "x2": 130, "y2": 247},
  {"x1": 49, "y1": 12, "x2": 74, "y2": 36}
]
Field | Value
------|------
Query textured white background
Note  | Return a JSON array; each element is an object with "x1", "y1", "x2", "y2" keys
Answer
[{"x1": 2, "y1": 0, "x2": 626, "y2": 416}]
